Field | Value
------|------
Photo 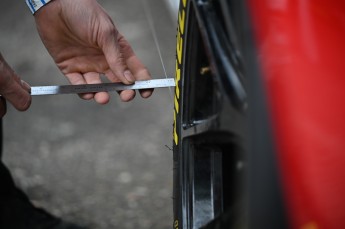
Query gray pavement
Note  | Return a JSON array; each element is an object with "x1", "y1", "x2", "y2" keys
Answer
[{"x1": 0, "y1": 0, "x2": 176, "y2": 228}]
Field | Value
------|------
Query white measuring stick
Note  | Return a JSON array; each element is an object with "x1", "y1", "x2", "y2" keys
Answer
[{"x1": 30, "y1": 78, "x2": 175, "y2": 96}]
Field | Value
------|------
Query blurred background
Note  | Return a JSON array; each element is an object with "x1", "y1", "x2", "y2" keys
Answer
[{"x1": 0, "y1": 0, "x2": 177, "y2": 228}]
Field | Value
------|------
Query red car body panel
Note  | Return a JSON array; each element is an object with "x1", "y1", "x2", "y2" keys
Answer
[{"x1": 247, "y1": 0, "x2": 345, "y2": 228}]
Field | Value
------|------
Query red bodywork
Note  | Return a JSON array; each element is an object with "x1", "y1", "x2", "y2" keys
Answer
[{"x1": 247, "y1": 0, "x2": 345, "y2": 228}]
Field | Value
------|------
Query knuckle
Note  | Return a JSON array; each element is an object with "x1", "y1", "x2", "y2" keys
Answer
[
  {"x1": 104, "y1": 25, "x2": 117, "y2": 37},
  {"x1": 100, "y1": 23, "x2": 118, "y2": 42}
]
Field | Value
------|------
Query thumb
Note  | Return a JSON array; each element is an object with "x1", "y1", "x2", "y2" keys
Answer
[
  {"x1": 0, "y1": 56, "x2": 31, "y2": 111},
  {"x1": 1, "y1": 77, "x2": 31, "y2": 112},
  {"x1": 101, "y1": 31, "x2": 135, "y2": 84}
]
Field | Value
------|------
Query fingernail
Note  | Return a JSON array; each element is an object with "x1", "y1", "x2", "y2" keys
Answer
[{"x1": 124, "y1": 70, "x2": 135, "y2": 83}]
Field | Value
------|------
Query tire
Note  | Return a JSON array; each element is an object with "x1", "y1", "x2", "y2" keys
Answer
[{"x1": 172, "y1": 0, "x2": 247, "y2": 228}]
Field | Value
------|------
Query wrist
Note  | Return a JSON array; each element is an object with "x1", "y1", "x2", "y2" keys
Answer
[{"x1": 25, "y1": 0, "x2": 54, "y2": 14}]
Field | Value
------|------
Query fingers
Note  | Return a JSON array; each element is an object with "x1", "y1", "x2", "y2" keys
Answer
[
  {"x1": 83, "y1": 72, "x2": 110, "y2": 104},
  {"x1": 65, "y1": 31, "x2": 153, "y2": 103},
  {"x1": 118, "y1": 90, "x2": 136, "y2": 102},
  {"x1": 103, "y1": 70, "x2": 135, "y2": 102},
  {"x1": 105, "y1": 35, "x2": 153, "y2": 100},
  {"x1": 118, "y1": 36, "x2": 153, "y2": 99},
  {"x1": 0, "y1": 55, "x2": 31, "y2": 113},
  {"x1": 65, "y1": 72, "x2": 95, "y2": 101},
  {"x1": 65, "y1": 72, "x2": 110, "y2": 104}
]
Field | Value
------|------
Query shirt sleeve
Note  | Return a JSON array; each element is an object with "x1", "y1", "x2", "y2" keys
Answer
[{"x1": 25, "y1": 0, "x2": 52, "y2": 14}]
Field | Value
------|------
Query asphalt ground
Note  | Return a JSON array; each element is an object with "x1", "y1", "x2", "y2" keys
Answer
[{"x1": 0, "y1": 0, "x2": 176, "y2": 228}]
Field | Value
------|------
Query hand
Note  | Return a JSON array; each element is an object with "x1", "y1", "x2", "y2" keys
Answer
[
  {"x1": 34, "y1": 0, "x2": 153, "y2": 104},
  {"x1": 0, "y1": 53, "x2": 31, "y2": 117}
]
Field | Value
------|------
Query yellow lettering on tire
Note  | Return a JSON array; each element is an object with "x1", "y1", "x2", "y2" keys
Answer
[
  {"x1": 174, "y1": 220, "x2": 179, "y2": 229},
  {"x1": 173, "y1": 0, "x2": 187, "y2": 146},
  {"x1": 178, "y1": 10, "x2": 185, "y2": 35}
]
